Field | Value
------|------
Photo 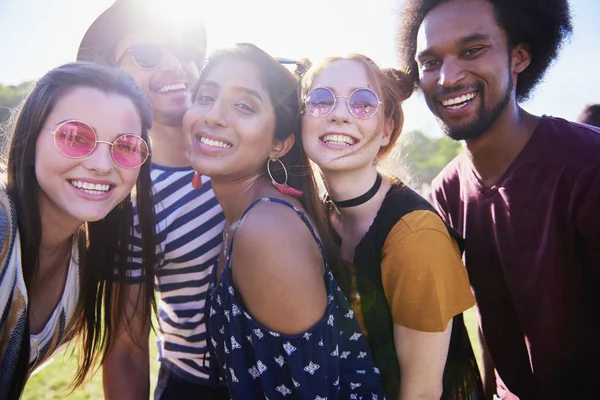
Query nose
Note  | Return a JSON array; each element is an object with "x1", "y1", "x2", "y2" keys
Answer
[
  {"x1": 438, "y1": 58, "x2": 466, "y2": 88},
  {"x1": 83, "y1": 142, "x2": 113, "y2": 175},
  {"x1": 158, "y1": 49, "x2": 183, "y2": 73},
  {"x1": 201, "y1": 97, "x2": 228, "y2": 128},
  {"x1": 327, "y1": 97, "x2": 351, "y2": 124}
]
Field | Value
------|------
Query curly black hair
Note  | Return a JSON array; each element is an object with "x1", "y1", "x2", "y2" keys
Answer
[{"x1": 396, "y1": 0, "x2": 573, "y2": 101}]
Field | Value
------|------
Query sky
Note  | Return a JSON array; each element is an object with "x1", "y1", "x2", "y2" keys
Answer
[{"x1": 0, "y1": 0, "x2": 598, "y2": 136}]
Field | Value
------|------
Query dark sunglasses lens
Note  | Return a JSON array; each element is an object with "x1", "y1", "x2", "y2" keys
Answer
[
  {"x1": 305, "y1": 88, "x2": 335, "y2": 117},
  {"x1": 54, "y1": 121, "x2": 96, "y2": 157},
  {"x1": 349, "y1": 89, "x2": 379, "y2": 119},
  {"x1": 130, "y1": 45, "x2": 162, "y2": 68},
  {"x1": 111, "y1": 134, "x2": 149, "y2": 168}
]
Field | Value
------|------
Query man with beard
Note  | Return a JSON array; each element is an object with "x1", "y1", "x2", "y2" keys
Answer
[
  {"x1": 77, "y1": 1, "x2": 226, "y2": 399},
  {"x1": 398, "y1": 0, "x2": 600, "y2": 399}
]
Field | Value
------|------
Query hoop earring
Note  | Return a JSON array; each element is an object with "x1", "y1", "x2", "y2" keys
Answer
[
  {"x1": 191, "y1": 171, "x2": 203, "y2": 189},
  {"x1": 267, "y1": 158, "x2": 303, "y2": 197}
]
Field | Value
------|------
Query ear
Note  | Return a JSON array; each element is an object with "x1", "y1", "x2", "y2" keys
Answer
[
  {"x1": 511, "y1": 43, "x2": 531, "y2": 75},
  {"x1": 269, "y1": 133, "x2": 296, "y2": 160},
  {"x1": 380, "y1": 118, "x2": 394, "y2": 147}
]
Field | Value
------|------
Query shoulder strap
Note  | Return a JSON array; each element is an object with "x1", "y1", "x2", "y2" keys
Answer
[{"x1": 229, "y1": 197, "x2": 328, "y2": 265}]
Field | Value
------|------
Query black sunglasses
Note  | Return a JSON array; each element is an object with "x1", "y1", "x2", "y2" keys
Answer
[{"x1": 117, "y1": 44, "x2": 196, "y2": 69}]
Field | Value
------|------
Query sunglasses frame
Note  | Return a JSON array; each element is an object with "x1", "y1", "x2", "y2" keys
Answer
[
  {"x1": 46, "y1": 120, "x2": 150, "y2": 169},
  {"x1": 117, "y1": 44, "x2": 196, "y2": 70},
  {"x1": 304, "y1": 87, "x2": 382, "y2": 119}
]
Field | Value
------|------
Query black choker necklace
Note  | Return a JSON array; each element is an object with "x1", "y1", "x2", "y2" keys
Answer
[{"x1": 332, "y1": 173, "x2": 382, "y2": 208}]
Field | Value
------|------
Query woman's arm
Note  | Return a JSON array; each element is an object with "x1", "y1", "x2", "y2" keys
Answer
[
  {"x1": 102, "y1": 282, "x2": 151, "y2": 400},
  {"x1": 394, "y1": 321, "x2": 452, "y2": 400},
  {"x1": 230, "y1": 202, "x2": 328, "y2": 335},
  {"x1": 381, "y1": 210, "x2": 476, "y2": 399}
]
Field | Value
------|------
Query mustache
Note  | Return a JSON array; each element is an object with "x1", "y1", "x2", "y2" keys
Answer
[{"x1": 437, "y1": 82, "x2": 483, "y2": 97}]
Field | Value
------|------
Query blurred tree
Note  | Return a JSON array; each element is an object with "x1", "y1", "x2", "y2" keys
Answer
[
  {"x1": 399, "y1": 130, "x2": 462, "y2": 187},
  {"x1": 0, "y1": 81, "x2": 31, "y2": 157}
]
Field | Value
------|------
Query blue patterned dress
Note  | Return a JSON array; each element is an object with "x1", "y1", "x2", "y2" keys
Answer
[{"x1": 207, "y1": 198, "x2": 387, "y2": 399}]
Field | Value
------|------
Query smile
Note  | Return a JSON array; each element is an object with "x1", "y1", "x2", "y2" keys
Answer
[
  {"x1": 198, "y1": 135, "x2": 232, "y2": 149},
  {"x1": 69, "y1": 180, "x2": 112, "y2": 195},
  {"x1": 320, "y1": 133, "x2": 357, "y2": 146},
  {"x1": 440, "y1": 92, "x2": 477, "y2": 110},
  {"x1": 157, "y1": 82, "x2": 187, "y2": 93}
]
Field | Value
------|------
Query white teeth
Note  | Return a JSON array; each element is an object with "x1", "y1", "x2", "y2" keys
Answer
[
  {"x1": 200, "y1": 136, "x2": 231, "y2": 148},
  {"x1": 70, "y1": 180, "x2": 110, "y2": 193},
  {"x1": 157, "y1": 82, "x2": 186, "y2": 93},
  {"x1": 441, "y1": 92, "x2": 476, "y2": 107},
  {"x1": 321, "y1": 134, "x2": 356, "y2": 146}
]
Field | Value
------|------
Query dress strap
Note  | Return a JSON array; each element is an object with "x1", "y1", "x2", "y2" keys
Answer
[{"x1": 228, "y1": 197, "x2": 329, "y2": 266}]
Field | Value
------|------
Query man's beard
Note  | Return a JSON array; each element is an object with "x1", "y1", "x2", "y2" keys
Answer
[
  {"x1": 436, "y1": 75, "x2": 513, "y2": 141},
  {"x1": 155, "y1": 108, "x2": 186, "y2": 128}
]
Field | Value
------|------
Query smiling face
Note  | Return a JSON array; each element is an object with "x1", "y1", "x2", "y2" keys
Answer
[
  {"x1": 415, "y1": 0, "x2": 516, "y2": 141},
  {"x1": 301, "y1": 59, "x2": 391, "y2": 173},
  {"x1": 183, "y1": 57, "x2": 278, "y2": 182},
  {"x1": 114, "y1": 27, "x2": 202, "y2": 127},
  {"x1": 35, "y1": 87, "x2": 143, "y2": 226}
]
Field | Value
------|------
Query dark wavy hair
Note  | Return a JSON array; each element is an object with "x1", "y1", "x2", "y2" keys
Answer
[
  {"x1": 5, "y1": 62, "x2": 157, "y2": 396},
  {"x1": 396, "y1": 0, "x2": 573, "y2": 101}
]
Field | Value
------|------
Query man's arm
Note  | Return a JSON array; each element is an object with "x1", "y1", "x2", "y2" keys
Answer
[{"x1": 103, "y1": 282, "x2": 151, "y2": 400}]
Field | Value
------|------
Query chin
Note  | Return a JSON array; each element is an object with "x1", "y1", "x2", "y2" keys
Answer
[{"x1": 156, "y1": 109, "x2": 187, "y2": 127}]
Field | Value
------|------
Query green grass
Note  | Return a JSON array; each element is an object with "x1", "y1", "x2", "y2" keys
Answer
[
  {"x1": 23, "y1": 333, "x2": 160, "y2": 400},
  {"x1": 23, "y1": 309, "x2": 483, "y2": 399}
]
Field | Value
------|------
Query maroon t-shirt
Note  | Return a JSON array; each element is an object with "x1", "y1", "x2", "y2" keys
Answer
[{"x1": 432, "y1": 116, "x2": 600, "y2": 399}]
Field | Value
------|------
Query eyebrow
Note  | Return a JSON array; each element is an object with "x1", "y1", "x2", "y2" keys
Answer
[
  {"x1": 416, "y1": 33, "x2": 492, "y2": 59},
  {"x1": 200, "y1": 80, "x2": 263, "y2": 102}
]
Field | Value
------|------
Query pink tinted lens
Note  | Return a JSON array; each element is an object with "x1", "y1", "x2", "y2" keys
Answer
[
  {"x1": 348, "y1": 89, "x2": 379, "y2": 119},
  {"x1": 305, "y1": 87, "x2": 335, "y2": 117},
  {"x1": 53, "y1": 121, "x2": 96, "y2": 157},
  {"x1": 111, "y1": 134, "x2": 149, "y2": 169}
]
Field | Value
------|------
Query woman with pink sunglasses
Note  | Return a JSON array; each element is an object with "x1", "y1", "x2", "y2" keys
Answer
[
  {"x1": 300, "y1": 55, "x2": 484, "y2": 400},
  {"x1": 0, "y1": 62, "x2": 157, "y2": 398}
]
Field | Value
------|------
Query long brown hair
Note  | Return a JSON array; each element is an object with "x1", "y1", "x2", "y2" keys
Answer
[{"x1": 5, "y1": 62, "x2": 157, "y2": 394}]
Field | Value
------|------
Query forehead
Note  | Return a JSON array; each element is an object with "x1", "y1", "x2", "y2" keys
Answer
[
  {"x1": 417, "y1": 0, "x2": 504, "y2": 53},
  {"x1": 312, "y1": 59, "x2": 374, "y2": 92},
  {"x1": 203, "y1": 58, "x2": 264, "y2": 91},
  {"x1": 48, "y1": 87, "x2": 141, "y2": 136}
]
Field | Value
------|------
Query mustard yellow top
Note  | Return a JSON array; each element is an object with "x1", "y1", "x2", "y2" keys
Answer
[{"x1": 345, "y1": 209, "x2": 475, "y2": 334}]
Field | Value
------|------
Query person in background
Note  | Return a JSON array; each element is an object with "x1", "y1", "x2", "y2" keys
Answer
[
  {"x1": 0, "y1": 62, "x2": 156, "y2": 399},
  {"x1": 577, "y1": 104, "x2": 600, "y2": 128},
  {"x1": 397, "y1": 0, "x2": 600, "y2": 398},
  {"x1": 184, "y1": 43, "x2": 386, "y2": 399},
  {"x1": 77, "y1": 1, "x2": 226, "y2": 398},
  {"x1": 300, "y1": 54, "x2": 483, "y2": 400}
]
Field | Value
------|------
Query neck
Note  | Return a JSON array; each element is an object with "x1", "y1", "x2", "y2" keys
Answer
[
  {"x1": 38, "y1": 199, "x2": 79, "y2": 274},
  {"x1": 149, "y1": 122, "x2": 191, "y2": 168},
  {"x1": 211, "y1": 174, "x2": 280, "y2": 226},
  {"x1": 323, "y1": 166, "x2": 387, "y2": 226},
  {"x1": 463, "y1": 103, "x2": 540, "y2": 187}
]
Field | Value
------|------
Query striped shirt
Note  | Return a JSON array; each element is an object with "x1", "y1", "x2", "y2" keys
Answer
[{"x1": 132, "y1": 165, "x2": 224, "y2": 384}]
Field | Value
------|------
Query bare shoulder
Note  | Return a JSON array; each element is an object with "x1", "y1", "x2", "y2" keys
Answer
[{"x1": 230, "y1": 200, "x2": 328, "y2": 335}]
